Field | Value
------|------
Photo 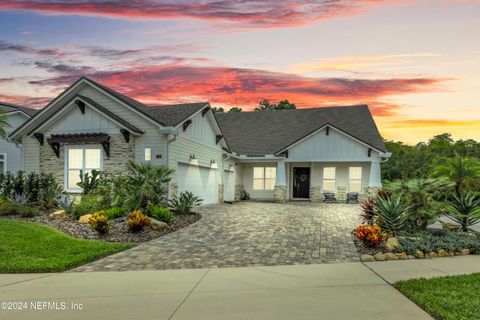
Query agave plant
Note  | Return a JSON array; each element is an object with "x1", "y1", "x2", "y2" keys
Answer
[
  {"x1": 445, "y1": 193, "x2": 480, "y2": 232},
  {"x1": 169, "y1": 191, "x2": 202, "y2": 215},
  {"x1": 373, "y1": 194, "x2": 411, "y2": 236}
]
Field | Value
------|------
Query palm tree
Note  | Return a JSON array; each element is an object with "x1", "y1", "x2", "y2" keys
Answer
[
  {"x1": 433, "y1": 155, "x2": 480, "y2": 194},
  {"x1": 0, "y1": 111, "x2": 10, "y2": 139}
]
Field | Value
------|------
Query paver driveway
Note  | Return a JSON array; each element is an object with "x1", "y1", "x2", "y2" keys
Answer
[{"x1": 74, "y1": 202, "x2": 360, "y2": 271}]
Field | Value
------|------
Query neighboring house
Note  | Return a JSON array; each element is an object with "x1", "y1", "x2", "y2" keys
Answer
[
  {"x1": 0, "y1": 102, "x2": 37, "y2": 173},
  {"x1": 8, "y1": 77, "x2": 390, "y2": 204}
]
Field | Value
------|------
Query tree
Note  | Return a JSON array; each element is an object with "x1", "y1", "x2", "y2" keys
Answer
[
  {"x1": 254, "y1": 99, "x2": 296, "y2": 111},
  {"x1": 0, "y1": 111, "x2": 9, "y2": 139},
  {"x1": 432, "y1": 155, "x2": 480, "y2": 195},
  {"x1": 228, "y1": 107, "x2": 242, "y2": 112},
  {"x1": 211, "y1": 107, "x2": 225, "y2": 113}
]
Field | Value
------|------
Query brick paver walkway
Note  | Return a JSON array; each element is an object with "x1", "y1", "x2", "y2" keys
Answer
[{"x1": 74, "y1": 202, "x2": 360, "y2": 271}]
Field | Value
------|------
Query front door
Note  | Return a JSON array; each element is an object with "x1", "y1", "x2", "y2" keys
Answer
[{"x1": 293, "y1": 167, "x2": 310, "y2": 199}]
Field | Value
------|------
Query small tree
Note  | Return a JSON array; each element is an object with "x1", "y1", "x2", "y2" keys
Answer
[
  {"x1": 255, "y1": 99, "x2": 296, "y2": 111},
  {"x1": 211, "y1": 107, "x2": 225, "y2": 113},
  {"x1": 228, "y1": 107, "x2": 242, "y2": 112},
  {"x1": 432, "y1": 155, "x2": 480, "y2": 195}
]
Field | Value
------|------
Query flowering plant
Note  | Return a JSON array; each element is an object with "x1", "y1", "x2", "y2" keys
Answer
[
  {"x1": 126, "y1": 210, "x2": 149, "y2": 232},
  {"x1": 355, "y1": 225, "x2": 386, "y2": 247}
]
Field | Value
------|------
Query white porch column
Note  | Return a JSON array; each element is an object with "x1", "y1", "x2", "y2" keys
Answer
[
  {"x1": 274, "y1": 160, "x2": 287, "y2": 202},
  {"x1": 368, "y1": 160, "x2": 382, "y2": 188}
]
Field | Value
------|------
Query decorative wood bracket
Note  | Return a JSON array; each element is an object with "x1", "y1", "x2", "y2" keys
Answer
[
  {"x1": 183, "y1": 119, "x2": 192, "y2": 131},
  {"x1": 101, "y1": 141, "x2": 110, "y2": 157},
  {"x1": 33, "y1": 133, "x2": 44, "y2": 146},
  {"x1": 326, "y1": 126, "x2": 330, "y2": 135},
  {"x1": 75, "y1": 100, "x2": 85, "y2": 114},
  {"x1": 49, "y1": 142, "x2": 60, "y2": 158},
  {"x1": 120, "y1": 129, "x2": 130, "y2": 143},
  {"x1": 202, "y1": 107, "x2": 210, "y2": 117},
  {"x1": 368, "y1": 148, "x2": 372, "y2": 157},
  {"x1": 216, "y1": 135, "x2": 223, "y2": 144}
]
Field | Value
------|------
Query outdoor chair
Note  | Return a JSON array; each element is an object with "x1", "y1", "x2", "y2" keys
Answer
[
  {"x1": 323, "y1": 192, "x2": 336, "y2": 203},
  {"x1": 346, "y1": 192, "x2": 359, "y2": 204}
]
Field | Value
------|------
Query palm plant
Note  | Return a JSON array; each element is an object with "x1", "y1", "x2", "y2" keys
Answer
[
  {"x1": 433, "y1": 155, "x2": 480, "y2": 195},
  {"x1": 373, "y1": 194, "x2": 411, "y2": 236},
  {"x1": 0, "y1": 111, "x2": 10, "y2": 139},
  {"x1": 169, "y1": 191, "x2": 202, "y2": 214},
  {"x1": 445, "y1": 193, "x2": 480, "y2": 232}
]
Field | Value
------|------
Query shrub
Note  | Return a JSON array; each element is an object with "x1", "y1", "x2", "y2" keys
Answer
[
  {"x1": 445, "y1": 192, "x2": 480, "y2": 232},
  {"x1": 373, "y1": 194, "x2": 410, "y2": 236},
  {"x1": 360, "y1": 197, "x2": 376, "y2": 225},
  {"x1": 77, "y1": 169, "x2": 102, "y2": 195},
  {"x1": 104, "y1": 207, "x2": 125, "y2": 220},
  {"x1": 17, "y1": 205, "x2": 41, "y2": 218},
  {"x1": 356, "y1": 225, "x2": 387, "y2": 247},
  {"x1": 88, "y1": 211, "x2": 109, "y2": 234},
  {"x1": 126, "y1": 210, "x2": 149, "y2": 232},
  {"x1": 57, "y1": 194, "x2": 73, "y2": 214},
  {"x1": 146, "y1": 204, "x2": 174, "y2": 223},
  {"x1": 72, "y1": 195, "x2": 101, "y2": 219},
  {"x1": 38, "y1": 173, "x2": 63, "y2": 209},
  {"x1": 0, "y1": 200, "x2": 17, "y2": 216},
  {"x1": 169, "y1": 191, "x2": 202, "y2": 215}
]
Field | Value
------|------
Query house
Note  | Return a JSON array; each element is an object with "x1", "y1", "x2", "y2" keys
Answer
[
  {"x1": 0, "y1": 102, "x2": 37, "y2": 173},
  {"x1": 8, "y1": 77, "x2": 390, "y2": 203}
]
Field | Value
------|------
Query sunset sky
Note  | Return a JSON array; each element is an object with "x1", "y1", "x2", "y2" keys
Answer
[{"x1": 0, "y1": 0, "x2": 479, "y2": 144}]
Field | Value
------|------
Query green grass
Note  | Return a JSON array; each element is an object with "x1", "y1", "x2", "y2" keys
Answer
[
  {"x1": 395, "y1": 273, "x2": 480, "y2": 320},
  {"x1": 0, "y1": 219, "x2": 132, "y2": 273}
]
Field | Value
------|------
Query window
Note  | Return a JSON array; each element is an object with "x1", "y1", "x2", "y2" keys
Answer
[
  {"x1": 349, "y1": 167, "x2": 363, "y2": 193},
  {"x1": 144, "y1": 146, "x2": 152, "y2": 162},
  {"x1": 0, "y1": 154, "x2": 5, "y2": 173},
  {"x1": 66, "y1": 145, "x2": 102, "y2": 191},
  {"x1": 322, "y1": 167, "x2": 336, "y2": 192},
  {"x1": 253, "y1": 167, "x2": 276, "y2": 190}
]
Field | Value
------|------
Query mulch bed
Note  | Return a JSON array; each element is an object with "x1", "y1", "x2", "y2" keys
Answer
[{"x1": 5, "y1": 213, "x2": 201, "y2": 243}]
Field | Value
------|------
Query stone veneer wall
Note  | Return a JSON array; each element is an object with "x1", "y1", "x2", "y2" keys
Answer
[
  {"x1": 309, "y1": 186, "x2": 324, "y2": 202},
  {"x1": 170, "y1": 182, "x2": 178, "y2": 199},
  {"x1": 218, "y1": 184, "x2": 224, "y2": 203},
  {"x1": 274, "y1": 185, "x2": 287, "y2": 203},
  {"x1": 39, "y1": 133, "x2": 135, "y2": 188},
  {"x1": 336, "y1": 186, "x2": 347, "y2": 202}
]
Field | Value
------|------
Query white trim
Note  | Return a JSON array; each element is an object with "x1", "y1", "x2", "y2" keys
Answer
[
  {"x1": 177, "y1": 160, "x2": 219, "y2": 170},
  {"x1": 0, "y1": 153, "x2": 6, "y2": 173},
  {"x1": 3, "y1": 110, "x2": 31, "y2": 119},
  {"x1": 276, "y1": 124, "x2": 385, "y2": 155},
  {"x1": 64, "y1": 144, "x2": 104, "y2": 193}
]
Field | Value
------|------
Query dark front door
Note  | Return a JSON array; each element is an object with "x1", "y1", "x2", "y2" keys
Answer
[{"x1": 293, "y1": 167, "x2": 310, "y2": 199}]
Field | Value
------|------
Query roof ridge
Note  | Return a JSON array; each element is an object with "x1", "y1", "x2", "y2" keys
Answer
[{"x1": 215, "y1": 104, "x2": 369, "y2": 115}]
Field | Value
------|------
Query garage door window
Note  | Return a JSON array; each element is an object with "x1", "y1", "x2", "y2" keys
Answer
[
  {"x1": 253, "y1": 167, "x2": 276, "y2": 190},
  {"x1": 0, "y1": 153, "x2": 5, "y2": 173},
  {"x1": 322, "y1": 167, "x2": 336, "y2": 192},
  {"x1": 349, "y1": 167, "x2": 362, "y2": 193},
  {"x1": 66, "y1": 145, "x2": 102, "y2": 191}
]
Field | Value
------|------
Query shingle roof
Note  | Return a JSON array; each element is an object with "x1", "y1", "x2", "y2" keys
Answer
[
  {"x1": 142, "y1": 103, "x2": 209, "y2": 127},
  {"x1": 215, "y1": 105, "x2": 386, "y2": 156},
  {"x1": 0, "y1": 102, "x2": 38, "y2": 117}
]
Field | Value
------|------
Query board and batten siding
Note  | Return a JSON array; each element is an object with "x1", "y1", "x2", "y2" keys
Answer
[
  {"x1": 287, "y1": 127, "x2": 380, "y2": 162},
  {"x1": 21, "y1": 135, "x2": 39, "y2": 172},
  {"x1": 77, "y1": 86, "x2": 166, "y2": 166}
]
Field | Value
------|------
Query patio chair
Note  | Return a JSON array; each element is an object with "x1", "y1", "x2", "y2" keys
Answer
[
  {"x1": 323, "y1": 192, "x2": 336, "y2": 203},
  {"x1": 346, "y1": 192, "x2": 359, "y2": 204}
]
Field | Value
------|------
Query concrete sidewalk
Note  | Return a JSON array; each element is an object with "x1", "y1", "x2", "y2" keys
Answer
[{"x1": 0, "y1": 262, "x2": 433, "y2": 320}]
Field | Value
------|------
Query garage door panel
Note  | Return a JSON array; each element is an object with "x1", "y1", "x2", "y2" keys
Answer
[{"x1": 178, "y1": 163, "x2": 218, "y2": 204}]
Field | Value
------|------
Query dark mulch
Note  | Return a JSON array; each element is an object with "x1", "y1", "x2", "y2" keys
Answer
[{"x1": 5, "y1": 213, "x2": 201, "y2": 243}]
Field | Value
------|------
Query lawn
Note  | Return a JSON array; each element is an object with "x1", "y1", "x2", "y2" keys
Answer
[
  {"x1": 0, "y1": 219, "x2": 132, "y2": 273},
  {"x1": 395, "y1": 273, "x2": 480, "y2": 320}
]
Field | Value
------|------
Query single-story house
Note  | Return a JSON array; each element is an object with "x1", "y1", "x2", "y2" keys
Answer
[
  {"x1": 8, "y1": 77, "x2": 390, "y2": 203},
  {"x1": 0, "y1": 102, "x2": 37, "y2": 173}
]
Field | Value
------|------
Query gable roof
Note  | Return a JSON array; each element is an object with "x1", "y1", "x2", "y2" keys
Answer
[
  {"x1": 215, "y1": 105, "x2": 386, "y2": 156},
  {"x1": 0, "y1": 102, "x2": 38, "y2": 117},
  {"x1": 141, "y1": 103, "x2": 209, "y2": 127}
]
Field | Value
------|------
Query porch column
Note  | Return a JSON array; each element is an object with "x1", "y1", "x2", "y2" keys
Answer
[
  {"x1": 274, "y1": 160, "x2": 287, "y2": 203},
  {"x1": 367, "y1": 160, "x2": 382, "y2": 195}
]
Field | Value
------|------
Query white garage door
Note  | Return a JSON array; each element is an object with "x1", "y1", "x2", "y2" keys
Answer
[
  {"x1": 177, "y1": 163, "x2": 218, "y2": 204},
  {"x1": 223, "y1": 169, "x2": 235, "y2": 202}
]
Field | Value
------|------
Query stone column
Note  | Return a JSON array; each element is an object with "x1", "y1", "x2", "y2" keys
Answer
[
  {"x1": 218, "y1": 184, "x2": 224, "y2": 203},
  {"x1": 274, "y1": 160, "x2": 287, "y2": 203}
]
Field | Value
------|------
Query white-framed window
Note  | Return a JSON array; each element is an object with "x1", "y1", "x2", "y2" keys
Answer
[
  {"x1": 349, "y1": 167, "x2": 363, "y2": 193},
  {"x1": 144, "y1": 146, "x2": 152, "y2": 162},
  {"x1": 65, "y1": 145, "x2": 102, "y2": 191},
  {"x1": 322, "y1": 167, "x2": 336, "y2": 192},
  {"x1": 253, "y1": 167, "x2": 276, "y2": 190},
  {"x1": 0, "y1": 153, "x2": 6, "y2": 173}
]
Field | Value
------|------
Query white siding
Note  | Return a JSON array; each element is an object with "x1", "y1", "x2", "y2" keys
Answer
[
  {"x1": 240, "y1": 162, "x2": 277, "y2": 200},
  {"x1": 45, "y1": 105, "x2": 119, "y2": 133},
  {"x1": 288, "y1": 127, "x2": 380, "y2": 161},
  {"x1": 0, "y1": 113, "x2": 31, "y2": 173},
  {"x1": 181, "y1": 111, "x2": 217, "y2": 146}
]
